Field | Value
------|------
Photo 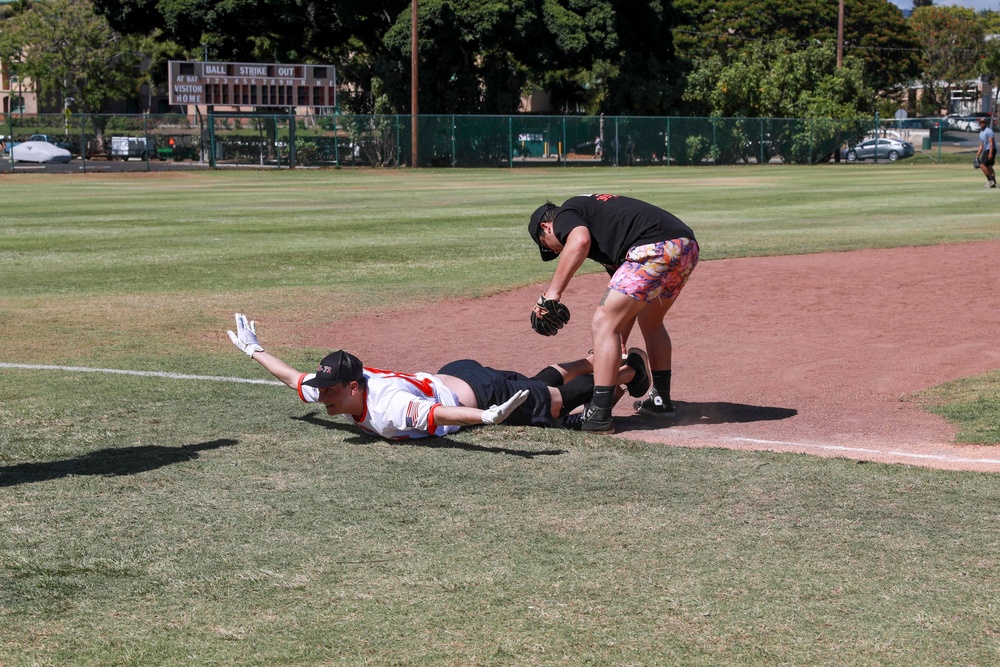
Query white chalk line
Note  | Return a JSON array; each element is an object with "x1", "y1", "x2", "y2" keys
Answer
[
  {"x1": 4, "y1": 362, "x2": 999, "y2": 468},
  {"x1": 0, "y1": 362, "x2": 284, "y2": 386},
  {"x1": 669, "y1": 433, "x2": 1000, "y2": 467}
]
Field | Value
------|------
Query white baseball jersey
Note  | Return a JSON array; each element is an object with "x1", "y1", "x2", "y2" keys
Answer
[{"x1": 296, "y1": 367, "x2": 462, "y2": 439}]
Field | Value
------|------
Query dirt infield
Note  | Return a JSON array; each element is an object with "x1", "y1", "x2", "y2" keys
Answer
[{"x1": 302, "y1": 241, "x2": 1000, "y2": 473}]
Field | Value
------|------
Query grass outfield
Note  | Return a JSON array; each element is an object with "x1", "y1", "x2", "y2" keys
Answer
[{"x1": 2, "y1": 165, "x2": 999, "y2": 665}]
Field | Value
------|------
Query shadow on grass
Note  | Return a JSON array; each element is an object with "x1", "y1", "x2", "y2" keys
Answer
[
  {"x1": 292, "y1": 412, "x2": 567, "y2": 459},
  {"x1": 617, "y1": 401, "x2": 797, "y2": 432},
  {"x1": 0, "y1": 439, "x2": 238, "y2": 487}
]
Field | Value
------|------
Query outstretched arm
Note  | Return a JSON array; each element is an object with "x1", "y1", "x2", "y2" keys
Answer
[
  {"x1": 227, "y1": 312, "x2": 301, "y2": 389},
  {"x1": 433, "y1": 390, "x2": 530, "y2": 426}
]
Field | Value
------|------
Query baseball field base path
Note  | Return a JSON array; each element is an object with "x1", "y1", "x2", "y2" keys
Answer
[{"x1": 302, "y1": 241, "x2": 1000, "y2": 473}]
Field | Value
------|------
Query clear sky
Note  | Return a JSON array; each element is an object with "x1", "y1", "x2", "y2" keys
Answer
[{"x1": 890, "y1": 0, "x2": 999, "y2": 10}]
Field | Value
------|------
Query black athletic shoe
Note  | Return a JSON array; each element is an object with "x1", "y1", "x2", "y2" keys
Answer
[
  {"x1": 624, "y1": 347, "x2": 651, "y2": 398},
  {"x1": 558, "y1": 411, "x2": 585, "y2": 430},
  {"x1": 634, "y1": 392, "x2": 676, "y2": 419},
  {"x1": 580, "y1": 404, "x2": 615, "y2": 434}
]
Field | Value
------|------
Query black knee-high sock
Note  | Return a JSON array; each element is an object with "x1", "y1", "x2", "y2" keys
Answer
[
  {"x1": 557, "y1": 375, "x2": 594, "y2": 416},
  {"x1": 532, "y1": 366, "x2": 565, "y2": 387},
  {"x1": 652, "y1": 370, "x2": 671, "y2": 402}
]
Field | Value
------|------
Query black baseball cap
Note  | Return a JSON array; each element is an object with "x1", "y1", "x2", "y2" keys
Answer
[
  {"x1": 528, "y1": 203, "x2": 559, "y2": 262},
  {"x1": 302, "y1": 350, "x2": 364, "y2": 388}
]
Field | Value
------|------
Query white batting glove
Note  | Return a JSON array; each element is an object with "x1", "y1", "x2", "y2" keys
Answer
[
  {"x1": 227, "y1": 312, "x2": 264, "y2": 357},
  {"x1": 481, "y1": 389, "x2": 530, "y2": 425}
]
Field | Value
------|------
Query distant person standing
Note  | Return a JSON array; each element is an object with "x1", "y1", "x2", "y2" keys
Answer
[
  {"x1": 625, "y1": 135, "x2": 636, "y2": 166},
  {"x1": 594, "y1": 135, "x2": 603, "y2": 159},
  {"x1": 976, "y1": 117, "x2": 996, "y2": 188}
]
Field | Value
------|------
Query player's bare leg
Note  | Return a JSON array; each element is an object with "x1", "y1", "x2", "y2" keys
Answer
[
  {"x1": 581, "y1": 289, "x2": 647, "y2": 432},
  {"x1": 634, "y1": 296, "x2": 679, "y2": 418}
]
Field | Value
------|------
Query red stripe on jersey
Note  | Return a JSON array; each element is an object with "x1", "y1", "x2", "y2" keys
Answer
[
  {"x1": 296, "y1": 373, "x2": 310, "y2": 402},
  {"x1": 364, "y1": 367, "x2": 436, "y2": 397},
  {"x1": 427, "y1": 403, "x2": 442, "y2": 434}
]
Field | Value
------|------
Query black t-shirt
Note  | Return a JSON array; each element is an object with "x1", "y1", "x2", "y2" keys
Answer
[{"x1": 551, "y1": 194, "x2": 696, "y2": 269}]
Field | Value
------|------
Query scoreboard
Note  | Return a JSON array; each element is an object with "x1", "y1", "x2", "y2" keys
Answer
[{"x1": 168, "y1": 61, "x2": 337, "y2": 109}]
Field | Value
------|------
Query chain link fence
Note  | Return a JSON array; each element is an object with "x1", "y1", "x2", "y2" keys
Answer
[{"x1": 1, "y1": 112, "x2": 972, "y2": 172}]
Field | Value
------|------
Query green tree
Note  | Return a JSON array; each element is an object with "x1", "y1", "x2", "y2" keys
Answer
[
  {"x1": 682, "y1": 39, "x2": 871, "y2": 163},
  {"x1": 909, "y1": 5, "x2": 986, "y2": 115},
  {"x1": 381, "y1": 0, "x2": 537, "y2": 114},
  {"x1": 600, "y1": 0, "x2": 682, "y2": 114},
  {"x1": 90, "y1": 0, "x2": 682, "y2": 116},
  {"x1": 673, "y1": 0, "x2": 920, "y2": 103},
  {"x1": 684, "y1": 39, "x2": 870, "y2": 119},
  {"x1": 3, "y1": 0, "x2": 140, "y2": 114},
  {"x1": 977, "y1": 12, "x2": 1000, "y2": 116},
  {"x1": 92, "y1": 0, "x2": 415, "y2": 113}
]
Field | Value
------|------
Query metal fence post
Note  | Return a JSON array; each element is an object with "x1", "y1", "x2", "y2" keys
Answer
[
  {"x1": 333, "y1": 115, "x2": 340, "y2": 168},
  {"x1": 809, "y1": 119, "x2": 813, "y2": 165},
  {"x1": 562, "y1": 116, "x2": 567, "y2": 167},
  {"x1": 666, "y1": 117, "x2": 671, "y2": 166},
  {"x1": 6, "y1": 113, "x2": 12, "y2": 173},
  {"x1": 143, "y1": 113, "x2": 150, "y2": 171},
  {"x1": 760, "y1": 118, "x2": 764, "y2": 165},
  {"x1": 873, "y1": 112, "x2": 879, "y2": 165},
  {"x1": 712, "y1": 118, "x2": 717, "y2": 166},
  {"x1": 614, "y1": 117, "x2": 619, "y2": 166},
  {"x1": 451, "y1": 114, "x2": 456, "y2": 167},
  {"x1": 273, "y1": 115, "x2": 280, "y2": 168},
  {"x1": 208, "y1": 110, "x2": 216, "y2": 169},
  {"x1": 288, "y1": 113, "x2": 297, "y2": 169},
  {"x1": 508, "y1": 116, "x2": 513, "y2": 168},
  {"x1": 80, "y1": 115, "x2": 87, "y2": 173}
]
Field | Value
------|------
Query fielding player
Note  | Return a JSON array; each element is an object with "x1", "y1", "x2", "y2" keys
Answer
[
  {"x1": 976, "y1": 116, "x2": 996, "y2": 188},
  {"x1": 528, "y1": 194, "x2": 698, "y2": 434},
  {"x1": 227, "y1": 313, "x2": 650, "y2": 440}
]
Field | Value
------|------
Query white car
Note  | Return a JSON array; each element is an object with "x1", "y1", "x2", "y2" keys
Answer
[{"x1": 12, "y1": 140, "x2": 73, "y2": 163}]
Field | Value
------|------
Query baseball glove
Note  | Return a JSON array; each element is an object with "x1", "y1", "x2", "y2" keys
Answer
[
  {"x1": 530, "y1": 295, "x2": 570, "y2": 336},
  {"x1": 974, "y1": 158, "x2": 981, "y2": 169}
]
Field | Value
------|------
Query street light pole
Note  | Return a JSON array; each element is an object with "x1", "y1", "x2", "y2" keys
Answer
[
  {"x1": 837, "y1": 0, "x2": 844, "y2": 68},
  {"x1": 411, "y1": 0, "x2": 419, "y2": 168}
]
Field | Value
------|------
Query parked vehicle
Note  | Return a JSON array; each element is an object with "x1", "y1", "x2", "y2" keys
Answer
[
  {"x1": 29, "y1": 134, "x2": 75, "y2": 153},
  {"x1": 156, "y1": 135, "x2": 198, "y2": 161},
  {"x1": 842, "y1": 138, "x2": 915, "y2": 163},
  {"x1": 945, "y1": 115, "x2": 990, "y2": 133},
  {"x1": 12, "y1": 140, "x2": 73, "y2": 163},
  {"x1": 109, "y1": 136, "x2": 156, "y2": 160}
]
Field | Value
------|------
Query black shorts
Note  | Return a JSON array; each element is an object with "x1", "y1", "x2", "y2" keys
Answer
[
  {"x1": 437, "y1": 359, "x2": 553, "y2": 426},
  {"x1": 982, "y1": 156, "x2": 996, "y2": 167}
]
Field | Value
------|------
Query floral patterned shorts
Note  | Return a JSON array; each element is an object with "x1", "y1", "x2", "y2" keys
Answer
[{"x1": 608, "y1": 238, "x2": 699, "y2": 303}]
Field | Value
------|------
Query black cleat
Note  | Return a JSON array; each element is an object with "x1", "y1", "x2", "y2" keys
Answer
[{"x1": 634, "y1": 392, "x2": 676, "y2": 419}]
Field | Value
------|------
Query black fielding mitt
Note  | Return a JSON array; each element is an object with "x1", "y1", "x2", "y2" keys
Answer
[
  {"x1": 531, "y1": 295, "x2": 570, "y2": 336},
  {"x1": 973, "y1": 158, "x2": 981, "y2": 169}
]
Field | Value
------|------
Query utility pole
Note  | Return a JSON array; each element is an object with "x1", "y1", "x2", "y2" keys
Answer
[
  {"x1": 837, "y1": 0, "x2": 844, "y2": 68},
  {"x1": 411, "y1": 0, "x2": 419, "y2": 168}
]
